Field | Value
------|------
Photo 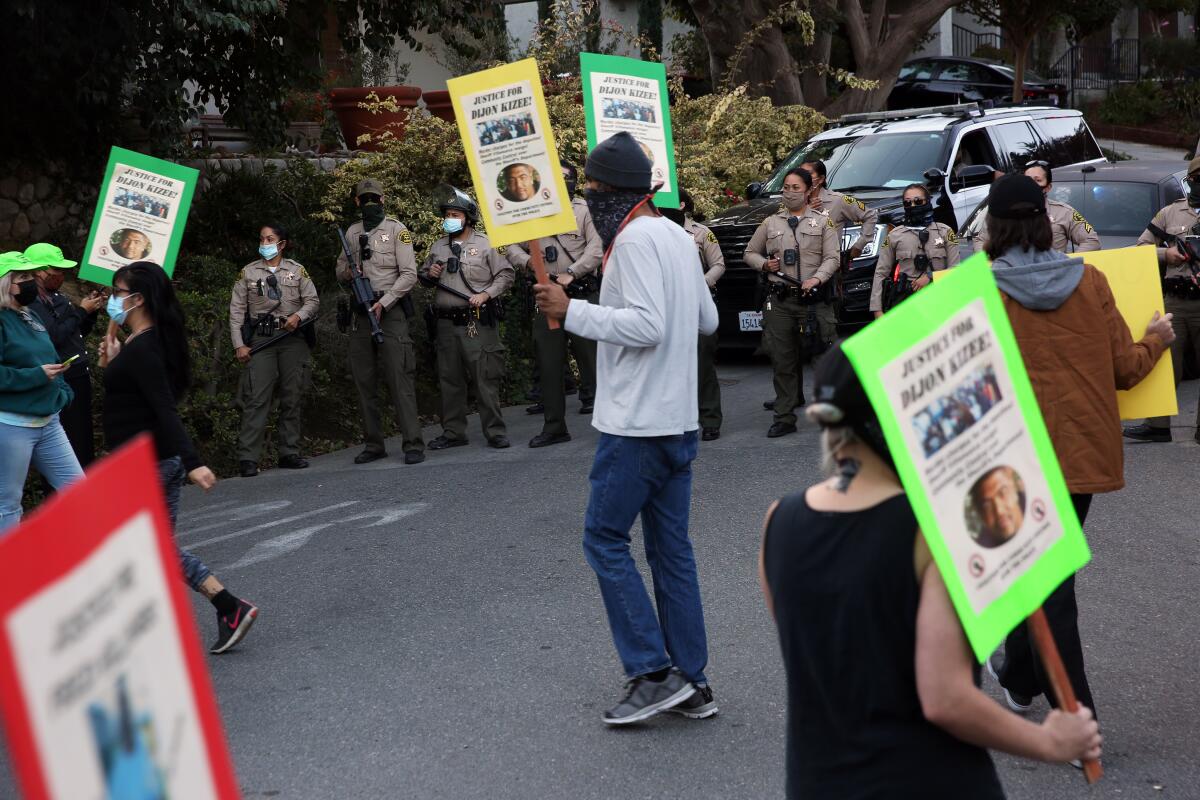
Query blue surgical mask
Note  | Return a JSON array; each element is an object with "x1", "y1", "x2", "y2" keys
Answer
[
  {"x1": 443, "y1": 217, "x2": 464, "y2": 234},
  {"x1": 259, "y1": 243, "x2": 279, "y2": 260},
  {"x1": 106, "y1": 293, "x2": 130, "y2": 325}
]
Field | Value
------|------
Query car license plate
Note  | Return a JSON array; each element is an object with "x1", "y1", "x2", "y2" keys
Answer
[{"x1": 739, "y1": 311, "x2": 762, "y2": 332}]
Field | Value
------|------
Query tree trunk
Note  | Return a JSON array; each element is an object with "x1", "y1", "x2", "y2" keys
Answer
[
  {"x1": 825, "y1": 0, "x2": 964, "y2": 117},
  {"x1": 799, "y1": 29, "x2": 833, "y2": 110},
  {"x1": 1009, "y1": 33, "x2": 1031, "y2": 103},
  {"x1": 688, "y1": 0, "x2": 805, "y2": 105}
]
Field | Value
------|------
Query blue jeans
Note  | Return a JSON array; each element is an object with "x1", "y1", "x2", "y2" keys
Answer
[
  {"x1": 583, "y1": 431, "x2": 709, "y2": 684},
  {"x1": 0, "y1": 416, "x2": 84, "y2": 533},
  {"x1": 157, "y1": 457, "x2": 212, "y2": 592}
]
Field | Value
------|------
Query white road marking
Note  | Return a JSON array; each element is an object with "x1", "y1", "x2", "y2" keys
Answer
[
  {"x1": 177, "y1": 500, "x2": 293, "y2": 538},
  {"x1": 187, "y1": 501, "x2": 361, "y2": 550}
]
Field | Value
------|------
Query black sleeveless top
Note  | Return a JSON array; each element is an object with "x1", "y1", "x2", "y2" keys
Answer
[{"x1": 763, "y1": 491, "x2": 1005, "y2": 800}]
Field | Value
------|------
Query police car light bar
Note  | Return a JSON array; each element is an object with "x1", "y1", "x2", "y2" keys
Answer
[{"x1": 829, "y1": 103, "x2": 982, "y2": 129}]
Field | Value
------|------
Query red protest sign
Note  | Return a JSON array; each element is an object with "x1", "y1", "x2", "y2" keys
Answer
[{"x1": 0, "y1": 435, "x2": 240, "y2": 800}]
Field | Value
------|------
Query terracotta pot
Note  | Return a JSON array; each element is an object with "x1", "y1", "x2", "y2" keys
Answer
[
  {"x1": 421, "y1": 90, "x2": 456, "y2": 124},
  {"x1": 328, "y1": 86, "x2": 422, "y2": 151}
]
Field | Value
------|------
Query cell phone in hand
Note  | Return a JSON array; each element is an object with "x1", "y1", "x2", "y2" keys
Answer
[{"x1": 60, "y1": 354, "x2": 80, "y2": 368}]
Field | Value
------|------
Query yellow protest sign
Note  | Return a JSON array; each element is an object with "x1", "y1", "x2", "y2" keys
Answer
[
  {"x1": 446, "y1": 59, "x2": 577, "y2": 249},
  {"x1": 1071, "y1": 246, "x2": 1177, "y2": 420}
]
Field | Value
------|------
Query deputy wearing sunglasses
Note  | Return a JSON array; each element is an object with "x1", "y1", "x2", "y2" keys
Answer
[
  {"x1": 973, "y1": 161, "x2": 1100, "y2": 254},
  {"x1": 871, "y1": 184, "x2": 960, "y2": 318},
  {"x1": 229, "y1": 222, "x2": 319, "y2": 477}
]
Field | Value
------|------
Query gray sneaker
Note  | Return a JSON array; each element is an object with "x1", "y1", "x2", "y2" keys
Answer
[
  {"x1": 985, "y1": 654, "x2": 1032, "y2": 713},
  {"x1": 602, "y1": 669, "x2": 695, "y2": 725},
  {"x1": 668, "y1": 683, "x2": 718, "y2": 719}
]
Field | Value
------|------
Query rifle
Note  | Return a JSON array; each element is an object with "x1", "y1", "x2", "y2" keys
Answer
[
  {"x1": 335, "y1": 225, "x2": 384, "y2": 344},
  {"x1": 248, "y1": 317, "x2": 318, "y2": 355},
  {"x1": 1145, "y1": 221, "x2": 1200, "y2": 279}
]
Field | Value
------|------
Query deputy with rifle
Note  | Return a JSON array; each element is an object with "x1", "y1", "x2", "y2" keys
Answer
[
  {"x1": 418, "y1": 186, "x2": 515, "y2": 450},
  {"x1": 1125, "y1": 155, "x2": 1200, "y2": 444},
  {"x1": 335, "y1": 178, "x2": 425, "y2": 465},
  {"x1": 871, "y1": 183, "x2": 960, "y2": 318},
  {"x1": 229, "y1": 223, "x2": 320, "y2": 477},
  {"x1": 743, "y1": 168, "x2": 839, "y2": 439},
  {"x1": 504, "y1": 162, "x2": 603, "y2": 448}
]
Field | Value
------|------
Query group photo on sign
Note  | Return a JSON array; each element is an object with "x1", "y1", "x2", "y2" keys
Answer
[{"x1": 1, "y1": 1, "x2": 1197, "y2": 796}]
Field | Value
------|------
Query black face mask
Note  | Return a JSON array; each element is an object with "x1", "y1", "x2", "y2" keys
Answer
[
  {"x1": 14, "y1": 280, "x2": 39, "y2": 307},
  {"x1": 585, "y1": 188, "x2": 649, "y2": 251},
  {"x1": 904, "y1": 201, "x2": 935, "y2": 227},
  {"x1": 1187, "y1": 178, "x2": 1200, "y2": 208},
  {"x1": 361, "y1": 201, "x2": 385, "y2": 231},
  {"x1": 565, "y1": 179, "x2": 577, "y2": 197}
]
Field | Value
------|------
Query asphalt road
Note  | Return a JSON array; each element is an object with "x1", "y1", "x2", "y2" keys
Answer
[{"x1": 2, "y1": 362, "x2": 1198, "y2": 799}]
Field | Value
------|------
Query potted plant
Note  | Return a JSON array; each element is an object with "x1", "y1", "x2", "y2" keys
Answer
[
  {"x1": 328, "y1": 52, "x2": 419, "y2": 151},
  {"x1": 281, "y1": 89, "x2": 327, "y2": 152}
]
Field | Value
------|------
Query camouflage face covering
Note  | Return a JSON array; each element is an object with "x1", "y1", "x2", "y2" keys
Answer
[{"x1": 585, "y1": 189, "x2": 649, "y2": 251}]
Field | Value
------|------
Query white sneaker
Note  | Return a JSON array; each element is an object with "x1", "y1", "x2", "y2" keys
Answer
[{"x1": 985, "y1": 654, "x2": 1032, "y2": 713}]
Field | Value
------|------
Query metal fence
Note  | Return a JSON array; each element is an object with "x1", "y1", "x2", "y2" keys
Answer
[
  {"x1": 1047, "y1": 38, "x2": 1142, "y2": 94},
  {"x1": 952, "y1": 25, "x2": 1002, "y2": 58}
]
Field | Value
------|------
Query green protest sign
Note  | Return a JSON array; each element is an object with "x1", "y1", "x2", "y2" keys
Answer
[
  {"x1": 580, "y1": 53, "x2": 677, "y2": 208},
  {"x1": 80, "y1": 147, "x2": 199, "y2": 287},
  {"x1": 841, "y1": 254, "x2": 1090, "y2": 661}
]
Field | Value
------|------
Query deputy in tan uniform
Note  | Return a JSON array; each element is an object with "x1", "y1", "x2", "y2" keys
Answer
[
  {"x1": 335, "y1": 178, "x2": 425, "y2": 465},
  {"x1": 506, "y1": 163, "x2": 603, "y2": 448},
  {"x1": 871, "y1": 184, "x2": 960, "y2": 317},
  {"x1": 974, "y1": 161, "x2": 1100, "y2": 254},
  {"x1": 419, "y1": 188, "x2": 515, "y2": 450},
  {"x1": 1124, "y1": 155, "x2": 1200, "y2": 444},
  {"x1": 802, "y1": 159, "x2": 877, "y2": 258},
  {"x1": 229, "y1": 223, "x2": 320, "y2": 477},
  {"x1": 678, "y1": 189, "x2": 726, "y2": 441},
  {"x1": 743, "y1": 168, "x2": 839, "y2": 438}
]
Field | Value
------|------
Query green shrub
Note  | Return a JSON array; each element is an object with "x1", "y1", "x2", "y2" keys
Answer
[
  {"x1": 1096, "y1": 82, "x2": 1165, "y2": 126},
  {"x1": 1144, "y1": 38, "x2": 1200, "y2": 82}
]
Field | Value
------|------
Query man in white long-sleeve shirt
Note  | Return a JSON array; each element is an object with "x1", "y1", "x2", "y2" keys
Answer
[{"x1": 536, "y1": 132, "x2": 720, "y2": 726}]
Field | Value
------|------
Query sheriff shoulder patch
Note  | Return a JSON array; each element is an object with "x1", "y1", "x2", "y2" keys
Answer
[
  {"x1": 300, "y1": 267, "x2": 311, "y2": 280},
  {"x1": 826, "y1": 219, "x2": 835, "y2": 229},
  {"x1": 947, "y1": 231, "x2": 959, "y2": 244},
  {"x1": 707, "y1": 231, "x2": 718, "y2": 243},
  {"x1": 400, "y1": 230, "x2": 413, "y2": 245},
  {"x1": 882, "y1": 236, "x2": 890, "y2": 248},
  {"x1": 497, "y1": 245, "x2": 507, "y2": 255}
]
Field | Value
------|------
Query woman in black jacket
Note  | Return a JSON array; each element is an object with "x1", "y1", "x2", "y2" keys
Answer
[{"x1": 100, "y1": 261, "x2": 259, "y2": 655}]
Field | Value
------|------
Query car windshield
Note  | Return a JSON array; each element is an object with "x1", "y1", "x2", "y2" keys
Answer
[
  {"x1": 1049, "y1": 181, "x2": 1158, "y2": 236},
  {"x1": 763, "y1": 132, "x2": 947, "y2": 193},
  {"x1": 991, "y1": 64, "x2": 1049, "y2": 83}
]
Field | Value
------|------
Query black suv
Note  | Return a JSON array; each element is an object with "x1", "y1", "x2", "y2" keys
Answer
[{"x1": 706, "y1": 103, "x2": 1106, "y2": 349}]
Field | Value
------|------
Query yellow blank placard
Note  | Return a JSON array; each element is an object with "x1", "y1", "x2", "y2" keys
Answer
[{"x1": 1072, "y1": 246, "x2": 1177, "y2": 420}]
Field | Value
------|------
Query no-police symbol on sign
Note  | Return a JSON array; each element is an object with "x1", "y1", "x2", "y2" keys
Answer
[
  {"x1": 1032, "y1": 498, "x2": 1047, "y2": 522},
  {"x1": 968, "y1": 554, "x2": 986, "y2": 578}
]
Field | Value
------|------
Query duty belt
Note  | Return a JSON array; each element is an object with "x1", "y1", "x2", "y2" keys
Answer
[
  {"x1": 768, "y1": 281, "x2": 825, "y2": 305},
  {"x1": 1163, "y1": 277, "x2": 1200, "y2": 300},
  {"x1": 433, "y1": 304, "x2": 498, "y2": 327},
  {"x1": 254, "y1": 316, "x2": 289, "y2": 337}
]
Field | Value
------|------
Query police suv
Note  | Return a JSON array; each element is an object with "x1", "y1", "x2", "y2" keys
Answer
[{"x1": 708, "y1": 103, "x2": 1106, "y2": 348}]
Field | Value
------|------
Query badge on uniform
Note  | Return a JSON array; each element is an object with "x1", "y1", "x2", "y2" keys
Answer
[
  {"x1": 934, "y1": 238, "x2": 944, "y2": 247},
  {"x1": 468, "y1": 247, "x2": 479, "y2": 257},
  {"x1": 380, "y1": 234, "x2": 389, "y2": 243},
  {"x1": 947, "y1": 231, "x2": 959, "y2": 244},
  {"x1": 826, "y1": 219, "x2": 835, "y2": 229},
  {"x1": 808, "y1": 218, "x2": 819, "y2": 229}
]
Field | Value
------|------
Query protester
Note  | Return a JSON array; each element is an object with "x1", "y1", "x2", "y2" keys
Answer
[
  {"x1": 981, "y1": 174, "x2": 1173, "y2": 718},
  {"x1": 759, "y1": 343, "x2": 1103, "y2": 798},
  {"x1": 100, "y1": 261, "x2": 259, "y2": 655},
  {"x1": 534, "y1": 131, "x2": 720, "y2": 725},
  {"x1": 25, "y1": 242, "x2": 105, "y2": 466},
  {"x1": 0, "y1": 252, "x2": 83, "y2": 533}
]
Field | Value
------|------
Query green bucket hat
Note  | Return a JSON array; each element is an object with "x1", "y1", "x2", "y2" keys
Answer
[
  {"x1": 23, "y1": 242, "x2": 77, "y2": 268},
  {"x1": 0, "y1": 251, "x2": 44, "y2": 280}
]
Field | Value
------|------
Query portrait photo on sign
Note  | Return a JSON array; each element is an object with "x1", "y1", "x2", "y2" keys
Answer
[
  {"x1": 113, "y1": 189, "x2": 171, "y2": 220},
  {"x1": 110, "y1": 228, "x2": 153, "y2": 260},
  {"x1": 601, "y1": 98, "x2": 657, "y2": 124},
  {"x1": 912, "y1": 363, "x2": 1004, "y2": 457},
  {"x1": 497, "y1": 163, "x2": 541, "y2": 203},
  {"x1": 964, "y1": 465, "x2": 1027, "y2": 549},
  {"x1": 476, "y1": 114, "x2": 537, "y2": 147}
]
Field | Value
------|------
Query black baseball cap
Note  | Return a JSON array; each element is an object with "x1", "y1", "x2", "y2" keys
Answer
[{"x1": 987, "y1": 174, "x2": 1045, "y2": 219}]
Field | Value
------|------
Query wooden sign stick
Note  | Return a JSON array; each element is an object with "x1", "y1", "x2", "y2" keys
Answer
[
  {"x1": 1028, "y1": 608, "x2": 1103, "y2": 784},
  {"x1": 529, "y1": 239, "x2": 560, "y2": 330}
]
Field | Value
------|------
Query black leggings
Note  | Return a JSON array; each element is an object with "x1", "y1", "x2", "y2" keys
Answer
[{"x1": 997, "y1": 493, "x2": 1096, "y2": 718}]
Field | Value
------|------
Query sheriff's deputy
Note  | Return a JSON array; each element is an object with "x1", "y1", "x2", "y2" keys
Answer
[
  {"x1": 1125, "y1": 155, "x2": 1200, "y2": 444},
  {"x1": 679, "y1": 189, "x2": 726, "y2": 440},
  {"x1": 505, "y1": 162, "x2": 603, "y2": 448},
  {"x1": 419, "y1": 188, "x2": 515, "y2": 450},
  {"x1": 802, "y1": 160, "x2": 877, "y2": 258},
  {"x1": 335, "y1": 179, "x2": 426, "y2": 465},
  {"x1": 743, "y1": 168, "x2": 839, "y2": 438},
  {"x1": 229, "y1": 223, "x2": 319, "y2": 477},
  {"x1": 974, "y1": 161, "x2": 1100, "y2": 253},
  {"x1": 871, "y1": 184, "x2": 960, "y2": 317}
]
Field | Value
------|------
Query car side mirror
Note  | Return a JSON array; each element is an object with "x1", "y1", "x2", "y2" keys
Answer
[
  {"x1": 949, "y1": 164, "x2": 996, "y2": 192},
  {"x1": 746, "y1": 182, "x2": 763, "y2": 200},
  {"x1": 923, "y1": 168, "x2": 946, "y2": 186}
]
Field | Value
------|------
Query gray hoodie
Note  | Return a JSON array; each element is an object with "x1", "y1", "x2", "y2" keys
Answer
[{"x1": 990, "y1": 246, "x2": 1084, "y2": 311}]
